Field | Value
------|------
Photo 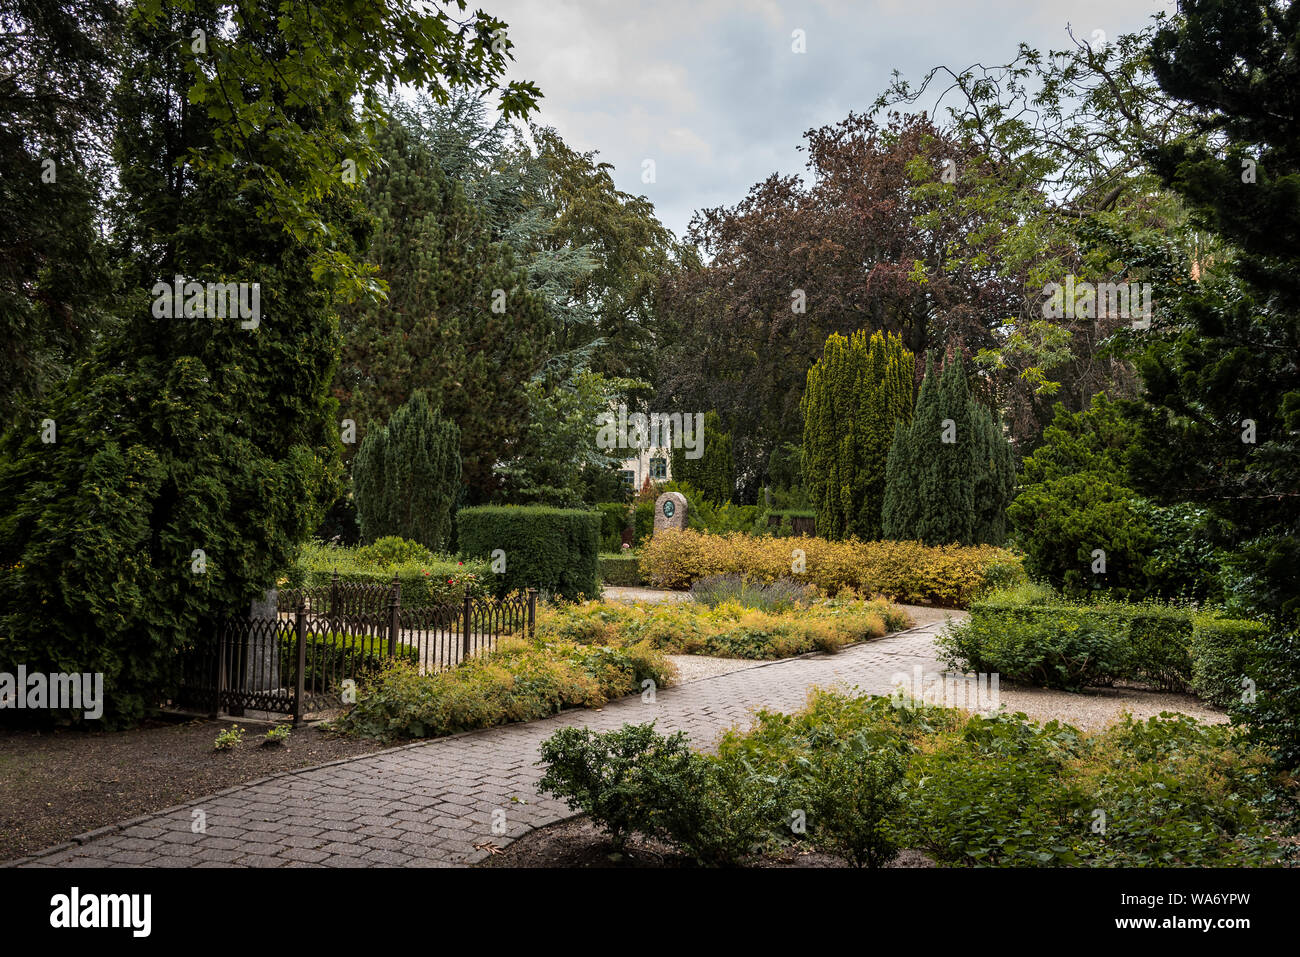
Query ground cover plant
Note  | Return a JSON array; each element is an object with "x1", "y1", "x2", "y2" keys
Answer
[
  {"x1": 537, "y1": 690, "x2": 1290, "y2": 868},
  {"x1": 638, "y1": 529, "x2": 1023, "y2": 607},
  {"x1": 334, "y1": 637, "x2": 674, "y2": 741},
  {"x1": 536, "y1": 592, "x2": 911, "y2": 659},
  {"x1": 287, "y1": 537, "x2": 491, "y2": 607}
]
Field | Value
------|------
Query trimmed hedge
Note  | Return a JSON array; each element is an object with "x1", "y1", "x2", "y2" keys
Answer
[
  {"x1": 638, "y1": 529, "x2": 1024, "y2": 608},
  {"x1": 1191, "y1": 616, "x2": 1269, "y2": 708},
  {"x1": 942, "y1": 590, "x2": 1266, "y2": 696},
  {"x1": 599, "y1": 552, "x2": 643, "y2": 587},
  {"x1": 458, "y1": 505, "x2": 601, "y2": 600}
]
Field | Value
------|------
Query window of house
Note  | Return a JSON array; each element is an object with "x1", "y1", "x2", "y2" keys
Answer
[
  {"x1": 620, "y1": 469, "x2": 635, "y2": 488},
  {"x1": 650, "y1": 457, "x2": 667, "y2": 480}
]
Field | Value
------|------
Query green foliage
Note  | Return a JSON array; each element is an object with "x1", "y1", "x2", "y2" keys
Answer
[
  {"x1": 213, "y1": 725, "x2": 245, "y2": 752},
  {"x1": 766, "y1": 442, "x2": 803, "y2": 491},
  {"x1": 669, "y1": 411, "x2": 735, "y2": 505},
  {"x1": 537, "y1": 723, "x2": 690, "y2": 851},
  {"x1": 286, "y1": 632, "x2": 420, "y2": 693},
  {"x1": 537, "y1": 594, "x2": 908, "y2": 659},
  {"x1": 883, "y1": 354, "x2": 1015, "y2": 545},
  {"x1": 336, "y1": 637, "x2": 673, "y2": 742},
  {"x1": 333, "y1": 99, "x2": 550, "y2": 500},
  {"x1": 598, "y1": 553, "x2": 642, "y2": 587},
  {"x1": 802, "y1": 330, "x2": 915, "y2": 541},
  {"x1": 458, "y1": 505, "x2": 600, "y2": 600},
  {"x1": 351, "y1": 536, "x2": 434, "y2": 568},
  {"x1": 688, "y1": 574, "x2": 814, "y2": 613},
  {"x1": 1190, "y1": 616, "x2": 1268, "y2": 710},
  {"x1": 263, "y1": 724, "x2": 291, "y2": 745},
  {"x1": 945, "y1": 588, "x2": 1267, "y2": 695},
  {"x1": 353, "y1": 391, "x2": 460, "y2": 551},
  {"x1": 290, "y1": 542, "x2": 489, "y2": 607},
  {"x1": 595, "y1": 502, "x2": 631, "y2": 551},
  {"x1": 805, "y1": 736, "x2": 906, "y2": 867}
]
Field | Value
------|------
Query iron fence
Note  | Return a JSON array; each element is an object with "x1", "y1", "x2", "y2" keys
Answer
[{"x1": 176, "y1": 574, "x2": 537, "y2": 722}]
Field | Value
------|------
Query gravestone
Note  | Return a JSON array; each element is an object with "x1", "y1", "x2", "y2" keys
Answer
[
  {"x1": 245, "y1": 588, "x2": 282, "y2": 695},
  {"x1": 653, "y1": 491, "x2": 688, "y2": 535}
]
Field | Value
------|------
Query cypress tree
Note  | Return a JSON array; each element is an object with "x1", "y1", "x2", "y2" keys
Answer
[
  {"x1": 670, "y1": 410, "x2": 735, "y2": 505},
  {"x1": 354, "y1": 391, "x2": 461, "y2": 550},
  {"x1": 883, "y1": 353, "x2": 1013, "y2": 545},
  {"x1": 801, "y1": 330, "x2": 914, "y2": 540}
]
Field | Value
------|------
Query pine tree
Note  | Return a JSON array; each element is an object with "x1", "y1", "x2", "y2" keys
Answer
[
  {"x1": 354, "y1": 391, "x2": 461, "y2": 550},
  {"x1": 670, "y1": 410, "x2": 735, "y2": 505},
  {"x1": 802, "y1": 330, "x2": 914, "y2": 540},
  {"x1": 883, "y1": 353, "x2": 1013, "y2": 545}
]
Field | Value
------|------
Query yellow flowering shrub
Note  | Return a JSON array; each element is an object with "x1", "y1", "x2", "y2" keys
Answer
[{"x1": 638, "y1": 530, "x2": 1024, "y2": 608}]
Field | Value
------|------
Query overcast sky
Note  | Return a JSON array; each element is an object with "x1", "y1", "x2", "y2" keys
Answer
[{"x1": 485, "y1": 0, "x2": 1174, "y2": 240}]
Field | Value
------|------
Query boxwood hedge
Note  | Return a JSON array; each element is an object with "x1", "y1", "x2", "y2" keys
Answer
[{"x1": 458, "y1": 505, "x2": 601, "y2": 600}]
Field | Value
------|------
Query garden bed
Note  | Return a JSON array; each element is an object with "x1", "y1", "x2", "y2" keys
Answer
[{"x1": 0, "y1": 718, "x2": 387, "y2": 861}]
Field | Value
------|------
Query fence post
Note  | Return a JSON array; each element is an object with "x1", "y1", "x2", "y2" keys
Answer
[
  {"x1": 462, "y1": 585, "x2": 473, "y2": 659},
  {"x1": 210, "y1": 621, "x2": 223, "y2": 719},
  {"x1": 388, "y1": 572, "x2": 400, "y2": 658},
  {"x1": 330, "y1": 568, "x2": 340, "y2": 624},
  {"x1": 292, "y1": 595, "x2": 307, "y2": 726},
  {"x1": 527, "y1": 588, "x2": 537, "y2": 637}
]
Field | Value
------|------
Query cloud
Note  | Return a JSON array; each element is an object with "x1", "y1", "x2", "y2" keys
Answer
[{"x1": 487, "y1": 0, "x2": 1175, "y2": 239}]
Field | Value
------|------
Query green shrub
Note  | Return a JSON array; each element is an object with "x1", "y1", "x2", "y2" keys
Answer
[
  {"x1": 537, "y1": 723, "x2": 689, "y2": 850},
  {"x1": 599, "y1": 553, "x2": 642, "y2": 587},
  {"x1": 286, "y1": 631, "x2": 420, "y2": 692},
  {"x1": 689, "y1": 574, "x2": 814, "y2": 613},
  {"x1": 806, "y1": 735, "x2": 907, "y2": 867},
  {"x1": 352, "y1": 536, "x2": 434, "y2": 567},
  {"x1": 457, "y1": 505, "x2": 601, "y2": 600},
  {"x1": 1191, "y1": 615, "x2": 1269, "y2": 708},
  {"x1": 353, "y1": 390, "x2": 461, "y2": 551},
  {"x1": 948, "y1": 589, "x2": 1268, "y2": 695},
  {"x1": 334, "y1": 637, "x2": 674, "y2": 741}
]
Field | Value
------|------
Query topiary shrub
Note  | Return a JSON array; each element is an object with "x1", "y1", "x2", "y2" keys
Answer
[
  {"x1": 458, "y1": 505, "x2": 600, "y2": 600},
  {"x1": 599, "y1": 553, "x2": 642, "y2": 587},
  {"x1": 596, "y1": 502, "x2": 631, "y2": 551}
]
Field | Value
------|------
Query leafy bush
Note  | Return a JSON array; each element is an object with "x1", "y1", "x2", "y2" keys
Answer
[
  {"x1": 537, "y1": 722, "x2": 787, "y2": 866},
  {"x1": 285, "y1": 631, "x2": 420, "y2": 692},
  {"x1": 537, "y1": 595, "x2": 910, "y2": 659},
  {"x1": 334, "y1": 638, "x2": 673, "y2": 741},
  {"x1": 638, "y1": 529, "x2": 1024, "y2": 607},
  {"x1": 946, "y1": 589, "x2": 1267, "y2": 694},
  {"x1": 805, "y1": 735, "x2": 907, "y2": 867},
  {"x1": 598, "y1": 552, "x2": 642, "y2": 587},
  {"x1": 458, "y1": 505, "x2": 600, "y2": 600},
  {"x1": 1190, "y1": 615, "x2": 1269, "y2": 708},
  {"x1": 352, "y1": 536, "x2": 434, "y2": 567},
  {"x1": 537, "y1": 723, "x2": 689, "y2": 850}
]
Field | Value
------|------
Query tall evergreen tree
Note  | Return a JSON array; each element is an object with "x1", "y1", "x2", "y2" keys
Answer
[
  {"x1": 801, "y1": 330, "x2": 914, "y2": 540},
  {"x1": 670, "y1": 410, "x2": 735, "y2": 505},
  {"x1": 353, "y1": 391, "x2": 461, "y2": 550},
  {"x1": 883, "y1": 354, "x2": 1013, "y2": 545}
]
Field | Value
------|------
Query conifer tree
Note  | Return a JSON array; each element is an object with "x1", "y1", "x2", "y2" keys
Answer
[
  {"x1": 670, "y1": 410, "x2": 735, "y2": 505},
  {"x1": 801, "y1": 330, "x2": 914, "y2": 540},
  {"x1": 883, "y1": 354, "x2": 1013, "y2": 545},
  {"x1": 354, "y1": 391, "x2": 461, "y2": 550}
]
